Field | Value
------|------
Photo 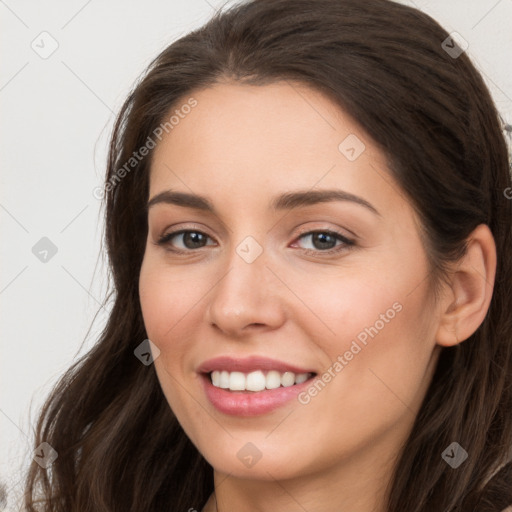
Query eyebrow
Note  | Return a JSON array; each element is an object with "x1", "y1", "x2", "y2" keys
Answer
[{"x1": 146, "y1": 188, "x2": 380, "y2": 216}]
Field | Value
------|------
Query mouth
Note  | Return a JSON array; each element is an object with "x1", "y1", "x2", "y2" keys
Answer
[
  {"x1": 206, "y1": 369, "x2": 317, "y2": 392},
  {"x1": 197, "y1": 355, "x2": 319, "y2": 416},
  {"x1": 198, "y1": 362, "x2": 318, "y2": 416}
]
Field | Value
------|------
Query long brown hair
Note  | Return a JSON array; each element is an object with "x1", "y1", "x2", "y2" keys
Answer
[{"x1": 23, "y1": 0, "x2": 512, "y2": 510}]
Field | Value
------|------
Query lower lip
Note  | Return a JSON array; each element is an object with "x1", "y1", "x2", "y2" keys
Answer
[{"x1": 201, "y1": 373, "x2": 316, "y2": 416}]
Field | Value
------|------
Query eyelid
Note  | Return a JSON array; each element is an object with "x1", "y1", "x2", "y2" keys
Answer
[
  {"x1": 155, "y1": 223, "x2": 216, "y2": 248},
  {"x1": 157, "y1": 221, "x2": 355, "y2": 239},
  {"x1": 291, "y1": 227, "x2": 355, "y2": 253},
  {"x1": 294, "y1": 224, "x2": 354, "y2": 241},
  {"x1": 155, "y1": 223, "x2": 356, "y2": 257}
]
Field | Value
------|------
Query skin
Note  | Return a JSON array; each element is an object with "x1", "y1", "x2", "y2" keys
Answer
[{"x1": 138, "y1": 81, "x2": 496, "y2": 512}]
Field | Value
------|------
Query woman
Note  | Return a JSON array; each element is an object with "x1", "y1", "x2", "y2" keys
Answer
[{"x1": 24, "y1": 0, "x2": 512, "y2": 510}]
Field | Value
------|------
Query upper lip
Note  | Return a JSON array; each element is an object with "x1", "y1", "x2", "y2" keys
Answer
[{"x1": 197, "y1": 356, "x2": 316, "y2": 375}]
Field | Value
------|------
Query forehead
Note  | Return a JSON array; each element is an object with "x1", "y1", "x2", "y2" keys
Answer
[
  {"x1": 148, "y1": 81, "x2": 407, "y2": 219},
  {"x1": 151, "y1": 80, "x2": 365, "y2": 167}
]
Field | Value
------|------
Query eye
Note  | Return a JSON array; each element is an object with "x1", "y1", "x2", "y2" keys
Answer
[
  {"x1": 154, "y1": 228, "x2": 355, "y2": 255},
  {"x1": 155, "y1": 229, "x2": 215, "y2": 252},
  {"x1": 292, "y1": 230, "x2": 355, "y2": 254}
]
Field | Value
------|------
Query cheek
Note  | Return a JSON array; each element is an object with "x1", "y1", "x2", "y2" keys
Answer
[
  {"x1": 287, "y1": 264, "x2": 406, "y2": 351},
  {"x1": 316, "y1": 281, "x2": 435, "y2": 425},
  {"x1": 304, "y1": 246, "x2": 433, "y2": 357},
  {"x1": 287, "y1": 286, "x2": 436, "y2": 469},
  {"x1": 138, "y1": 256, "x2": 202, "y2": 344},
  {"x1": 139, "y1": 259, "x2": 206, "y2": 427},
  {"x1": 294, "y1": 255, "x2": 436, "y2": 406}
]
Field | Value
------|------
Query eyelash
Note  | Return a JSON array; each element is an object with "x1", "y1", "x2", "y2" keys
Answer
[{"x1": 154, "y1": 227, "x2": 355, "y2": 256}]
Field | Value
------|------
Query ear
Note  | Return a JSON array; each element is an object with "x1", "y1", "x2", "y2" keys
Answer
[{"x1": 435, "y1": 224, "x2": 497, "y2": 347}]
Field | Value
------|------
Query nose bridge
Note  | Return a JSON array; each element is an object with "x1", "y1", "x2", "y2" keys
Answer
[
  {"x1": 215, "y1": 232, "x2": 269, "y2": 310},
  {"x1": 206, "y1": 231, "x2": 285, "y2": 333}
]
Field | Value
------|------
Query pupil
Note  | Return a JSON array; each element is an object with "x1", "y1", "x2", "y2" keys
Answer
[
  {"x1": 181, "y1": 232, "x2": 336, "y2": 250},
  {"x1": 314, "y1": 233, "x2": 335, "y2": 250},
  {"x1": 185, "y1": 232, "x2": 205, "y2": 248}
]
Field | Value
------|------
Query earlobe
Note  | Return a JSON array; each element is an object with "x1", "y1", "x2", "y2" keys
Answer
[{"x1": 435, "y1": 224, "x2": 496, "y2": 348}]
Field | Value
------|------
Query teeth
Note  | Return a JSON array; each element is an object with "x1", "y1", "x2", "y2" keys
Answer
[
  {"x1": 295, "y1": 373, "x2": 308, "y2": 384},
  {"x1": 229, "y1": 371, "x2": 246, "y2": 391},
  {"x1": 219, "y1": 371, "x2": 230, "y2": 389},
  {"x1": 266, "y1": 370, "x2": 281, "y2": 390},
  {"x1": 210, "y1": 370, "x2": 312, "y2": 391},
  {"x1": 246, "y1": 370, "x2": 266, "y2": 391}
]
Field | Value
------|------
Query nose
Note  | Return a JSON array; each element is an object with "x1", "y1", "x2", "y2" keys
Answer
[{"x1": 205, "y1": 243, "x2": 286, "y2": 337}]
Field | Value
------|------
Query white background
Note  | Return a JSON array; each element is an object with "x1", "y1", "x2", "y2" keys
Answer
[{"x1": 1, "y1": 0, "x2": 511, "y2": 510}]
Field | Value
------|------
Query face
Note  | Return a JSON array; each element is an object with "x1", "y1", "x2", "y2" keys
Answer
[{"x1": 138, "y1": 81, "x2": 442, "y2": 481}]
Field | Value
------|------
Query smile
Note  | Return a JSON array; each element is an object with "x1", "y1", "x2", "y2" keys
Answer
[
  {"x1": 210, "y1": 370, "x2": 314, "y2": 392},
  {"x1": 197, "y1": 356, "x2": 318, "y2": 416}
]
